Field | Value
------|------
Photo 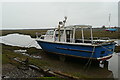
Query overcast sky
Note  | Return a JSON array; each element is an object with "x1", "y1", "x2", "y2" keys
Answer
[{"x1": 1, "y1": 2, "x2": 118, "y2": 29}]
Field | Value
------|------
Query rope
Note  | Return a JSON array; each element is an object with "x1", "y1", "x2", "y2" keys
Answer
[
  {"x1": 84, "y1": 46, "x2": 96, "y2": 71},
  {"x1": 100, "y1": 45, "x2": 114, "y2": 52},
  {"x1": 83, "y1": 42, "x2": 115, "y2": 71}
]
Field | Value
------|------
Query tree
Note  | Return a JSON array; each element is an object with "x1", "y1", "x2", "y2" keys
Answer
[{"x1": 102, "y1": 25, "x2": 106, "y2": 28}]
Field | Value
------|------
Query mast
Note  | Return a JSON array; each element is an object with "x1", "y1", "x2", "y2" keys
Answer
[
  {"x1": 58, "y1": 16, "x2": 67, "y2": 42},
  {"x1": 72, "y1": 27, "x2": 76, "y2": 43},
  {"x1": 109, "y1": 13, "x2": 111, "y2": 28}
]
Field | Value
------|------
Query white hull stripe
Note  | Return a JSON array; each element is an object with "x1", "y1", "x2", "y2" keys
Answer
[{"x1": 97, "y1": 54, "x2": 112, "y2": 60}]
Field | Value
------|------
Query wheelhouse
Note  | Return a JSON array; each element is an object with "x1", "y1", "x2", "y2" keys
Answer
[{"x1": 41, "y1": 25, "x2": 94, "y2": 44}]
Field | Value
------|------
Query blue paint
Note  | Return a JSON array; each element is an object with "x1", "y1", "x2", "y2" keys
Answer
[
  {"x1": 37, "y1": 40, "x2": 115, "y2": 59},
  {"x1": 105, "y1": 28, "x2": 117, "y2": 31}
]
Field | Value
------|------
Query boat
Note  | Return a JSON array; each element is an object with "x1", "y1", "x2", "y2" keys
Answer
[
  {"x1": 105, "y1": 14, "x2": 117, "y2": 32},
  {"x1": 105, "y1": 28, "x2": 117, "y2": 32},
  {"x1": 36, "y1": 17, "x2": 116, "y2": 61}
]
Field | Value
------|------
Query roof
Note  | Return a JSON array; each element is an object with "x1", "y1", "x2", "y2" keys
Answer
[{"x1": 65, "y1": 25, "x2": 92, "y2": 28}]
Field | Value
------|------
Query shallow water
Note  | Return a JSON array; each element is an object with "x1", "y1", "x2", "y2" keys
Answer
[
  {"x1": 0, "y1": 33, "x2": 119, "y2": 78},
  {"x1": 108, "y1": 53, "x2": 119, "y2": 78}
]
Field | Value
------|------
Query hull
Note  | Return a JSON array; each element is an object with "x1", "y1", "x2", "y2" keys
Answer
[{"x1": 36, "y1": 40, "x2": 116, "y2": 61}]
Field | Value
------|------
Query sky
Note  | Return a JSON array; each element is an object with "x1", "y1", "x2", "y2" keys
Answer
[{"x1": 0, "y1": 1, "x2": 119, "y2": 29}]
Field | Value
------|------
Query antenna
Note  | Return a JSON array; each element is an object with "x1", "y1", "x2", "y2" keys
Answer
[
  {"x1": 109, "y1": 13, "x2": 111, "y2": 28},
  {"x1": 63, "y1": 16, "x2": 67, "y2": 27}
]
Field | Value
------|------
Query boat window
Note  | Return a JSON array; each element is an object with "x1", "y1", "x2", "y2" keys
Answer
[
  {"x1": 66, "y1": 30, "x2": 70, "y2": 35},
  {"x1": 46, "y1": 31, "x2": 54, "y2": 35},
  {"x1": 55, "y1": 30, "x2": 64, "y2": 36}
]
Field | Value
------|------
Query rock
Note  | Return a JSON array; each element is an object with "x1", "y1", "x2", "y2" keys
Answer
[{"x1": 2, "y1": 64, "x2": 43, "y2": 78}]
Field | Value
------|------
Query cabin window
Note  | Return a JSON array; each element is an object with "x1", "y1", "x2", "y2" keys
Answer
[
  {"x1": 66, "y1": 30, "x2": 70, "y2": 35},
  {"x1": 46, "y1": 31, "x2": 54, "y2": 35},
  {"x1": 55, "y1": 30, "x2": 64, "y2": 37}
]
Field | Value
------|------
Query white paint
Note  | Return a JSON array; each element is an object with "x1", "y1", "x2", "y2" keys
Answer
[
  {"x1": 81, "y1": 28, "x2": 84, "y2": 43},
  {"x1": 115, "y1": 40, "x2": 120, "y2": 46},
  {"x1": 37, "y1": 38, "x2": 95, "y2": 46}
]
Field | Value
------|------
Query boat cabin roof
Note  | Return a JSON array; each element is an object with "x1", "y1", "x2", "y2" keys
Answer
[
  {"x1": 65, "y1": 25, "x2": 92, "y2": 28},
  {"x1": 48, "y1": 25, "x2": 92, "y2": 31}
]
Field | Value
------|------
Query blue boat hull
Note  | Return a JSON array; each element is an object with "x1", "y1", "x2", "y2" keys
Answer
[{"x1": 37, "y1": 40, "x2": 116, "y2": 61}]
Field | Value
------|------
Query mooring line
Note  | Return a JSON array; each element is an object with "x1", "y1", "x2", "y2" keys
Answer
[{"x1": 84, "y1": 46, "x2": 96, "y2": 71}]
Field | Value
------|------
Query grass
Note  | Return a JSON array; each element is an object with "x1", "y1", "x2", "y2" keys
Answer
[
  {"x1": 2, "y1": 44, "x2": 50, "y2": 66},
  {"x1": 0, "y1": 53, "x2": 2, "y2": 65},
  {"x1": 76, "y1": 29, "x2": 120, "y2": 39},
  {"x1": 1, "y1": 29, "x2": 47, "y2": 38},
  {"x1": 1, "y1": 28, "x2": 120, "y2": 39},
  {"x1": 1, "y1": 28, "x2": 119, "y2": 79},
  {"x1": 2, "y1": 43, "x2": 118, "y2": 79},
  {"x1": 2, "y1": 54, "x2": 10, "y2": 64},
  {"x1": 36, "y1": 77, "x2": 66, "y2": 80},
  {"x1": 115, "y1": 46, "x2": 120, "y2": 53},
  {"x1": 63, "y1": 71, "x2": 89, "y2": 79},
  {"x1": 1, "y1": 44, "x2": 87, "y2": 78}
]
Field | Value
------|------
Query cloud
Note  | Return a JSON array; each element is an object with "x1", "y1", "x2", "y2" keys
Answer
[{"x1": 2, "y1": 2, "x2": 118, "y2": 29}]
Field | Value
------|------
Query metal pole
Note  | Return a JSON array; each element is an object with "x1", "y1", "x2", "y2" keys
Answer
[
  {"x1": 81, "y1": 28, "x2": 84, "y2": 43},
  {"x1": 109, "y1": 13, "x2": 111, "y2": 28},
  {"x1": 72, "y1": 27, "x2": 76, "y2": 43},
  {"x1": 54, "y1": 29, "x2": 57, "y2": 42},
  {"x1": 64, "y1": 27, "x2": 66, "y2": 42},
  {"x1": 63, "y1": 16, "x2": 67, "y2": 42},
  {"x1": 90, "y1": 26, "x2": 93, "y2": 43},
  {"x1": 58, "y1": 25, "x2": 60, "y2": 42},
  {"x1": 36, "y1": 32, "x2": 38, "y2": 38}
]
